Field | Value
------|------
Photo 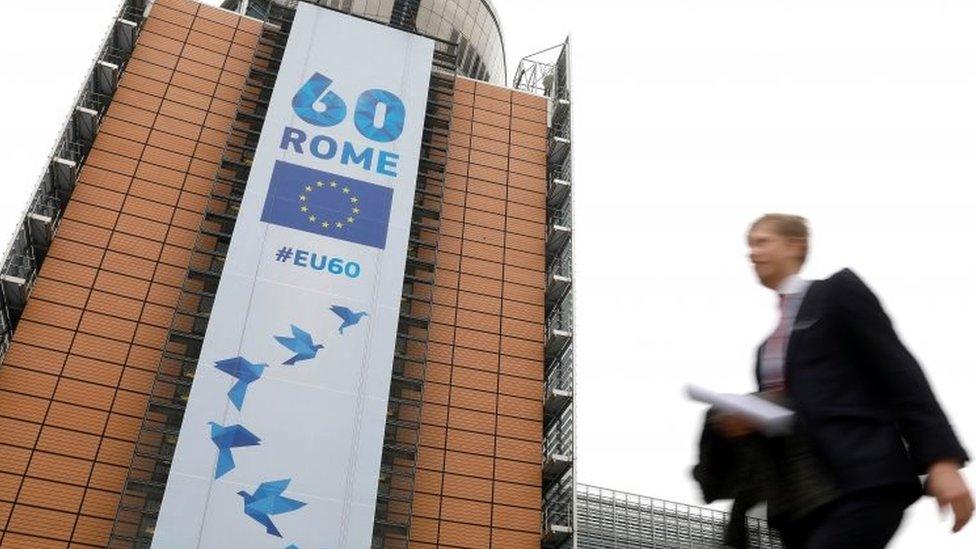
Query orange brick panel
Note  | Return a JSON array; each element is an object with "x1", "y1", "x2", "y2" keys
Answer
[
  {"x1": 447, "y1": 428, "x2": 496, "y2": 453},
  {"x1": 492, "y1": 527, "x2": 539, "y2": 547},
  {"x1": 0, "y1": 2, "x2": 260, "y2": 545},
  {"x1": 439, "y1": 520, "x2": 490, "y2": 548},
  {"x1": 441, "y1": 496, "x2": 491, "y2": 525},
  {"x1": 412, "y1": 80, "x2": 548, "y2": 542},
  {"x1": 45, "y1": 220, "x2": 96, "y2": 252},
  {"x1": 68, "y1": 186, "x2": 127, "y2": 214},
  {"x1": 454, "y1": 328, "x2": 500, "y2": 353},
  {"x1": 0, "y1": 370, "x2": 56, "y2": 402},
  {"x1": 499, "y1": 355, "x2": 543, "y2": 382},
  {"x1": 0, "y1": 445, "x2": 31, "y2": 475},
  {"x1": 458, "y1": 273, "x2": 502, "y2": 297},
  {"x1": 2, "y1": 346, "x2": 66, "y2": 377}
]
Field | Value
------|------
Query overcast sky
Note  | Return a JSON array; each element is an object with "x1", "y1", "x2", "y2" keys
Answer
[{"x1": 2, "y1": 1, "x2": 975, "y2": 546}]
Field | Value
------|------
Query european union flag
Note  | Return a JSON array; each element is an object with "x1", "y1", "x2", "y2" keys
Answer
[{"x1": 260, "y1": 160, "x2": 394, "y2": 249}]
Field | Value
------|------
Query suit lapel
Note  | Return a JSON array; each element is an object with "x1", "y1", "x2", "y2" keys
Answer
[{"x1": 784, "y1": 278, "x2": 825, "y2": 371}]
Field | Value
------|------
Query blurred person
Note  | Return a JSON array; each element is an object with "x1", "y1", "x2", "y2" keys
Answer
[{"x1": 712, "y1": 213, "x2": 972, "y2": 548}]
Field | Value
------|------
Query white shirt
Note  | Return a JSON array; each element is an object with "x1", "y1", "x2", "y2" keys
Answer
[{"x1": 759, "y1": 274, "x2": 812, "y2": 390}]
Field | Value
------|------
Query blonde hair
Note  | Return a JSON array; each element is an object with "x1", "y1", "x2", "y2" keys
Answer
[{"x1": 749, "y1": 213, "x2": 810, "y2": 264}]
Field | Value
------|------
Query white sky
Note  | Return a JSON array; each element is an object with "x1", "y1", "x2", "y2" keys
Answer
[{"x1": 2, "y1": 1, "x2": 975, "y2": 547}]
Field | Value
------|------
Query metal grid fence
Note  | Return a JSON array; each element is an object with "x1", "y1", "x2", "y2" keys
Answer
[{"x1": 577, "y1": 484, "x2": 783, "y2": 549}]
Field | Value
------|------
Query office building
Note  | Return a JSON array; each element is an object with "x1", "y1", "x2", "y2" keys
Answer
[
  {"x1": 577, "y1": 484, "x2": 782, "y2": 549},
  {"x1": 0, "y1": 0, "x2": 575, "y2": 547}
]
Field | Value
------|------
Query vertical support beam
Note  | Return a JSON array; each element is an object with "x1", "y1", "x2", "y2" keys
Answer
[
  {"x1": 114, "y1": 17, "x2": 139, "y2": 53},
  {"x1": 73, "y1": 106, "x2": 99, "y2": 144},
  {"x1": 95, "y1": 60, "x2": 119, "y2": 95},
  {"x1": 49, "y1": 157, "x2": 78, "y2": 194}
]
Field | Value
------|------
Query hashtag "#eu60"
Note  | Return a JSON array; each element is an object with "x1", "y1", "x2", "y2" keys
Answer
[{"x1": 274, "y1": 246, "x2": 362, "y2": 279}]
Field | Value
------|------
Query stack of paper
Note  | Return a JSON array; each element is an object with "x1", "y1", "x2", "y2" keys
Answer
[{"x1": 686, "y1": 384, "x2": 795, "y2": 436}]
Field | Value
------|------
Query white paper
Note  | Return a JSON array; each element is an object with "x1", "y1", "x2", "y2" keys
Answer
[{"x1": 687, "y1": 384, "x2": 795, "y2": 435}]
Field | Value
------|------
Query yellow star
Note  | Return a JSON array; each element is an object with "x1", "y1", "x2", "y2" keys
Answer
[
  {"x1": 299, "y1": 195, "x2": 306, "y2": 201},
  {"x1": 352, "y1": 207, "x2": 360, "y2": 214},
  {"x1": 305, "y1": 185, "x2": 312, "y2": 192},
  {"x1": 346, "y1": 217, "x2": 354, "y2": 223},
  {"x1": 336, "y1": 221, "x2": 344, "y2": 228},
  {"x1": 350, "y1": 196, "x2": 359, "y2": 203},
  {"x1": 316, "y1": 181, "x2": 324, "y2": 187},
  {"x1": 330, "y1": 181, "x2": 338, "y2": 188},
  {"x1": 342, "y1": 187, "x2": 350, "y2": 194},
  {"x1": 300, "y1": 206, "x2": 308, "y2": 212},
  {"x1": 321, "y1": 221, "x2": 330, "y2": 228},
  {"x1": 308, "y1": 215, "x2": 316, "y2": 222}
]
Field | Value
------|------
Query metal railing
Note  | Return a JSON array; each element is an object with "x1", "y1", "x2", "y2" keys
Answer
[
  {"x1": 546, "y1": 346, "x2": 573, "y2": 395},
  {"x1": 513, "y1": 43, "x2": 562, "y2": 96},
  {"x1": 514, "y1": 39, "x2": 570, "y2": 101},
  {"x1": 550, "y1": 121, "x2": 571, "y2": 142},
  {"x1": 0, "y1": 0, "x2": 147, "y2": 360},
  {"x1": 30, "y1": 197, "x2": 63, "y2": 230},
  {"x1": 521, "y1": 36, "x2": 578, "y2": 549},
  {"x1": 550, "y1": 159, "x2": 571, "y2": 183},
  {"x1": 577, "y1": 484, "x2": 783, "y2": 549},
  {"x1": 543, "y1": 406, "x2": 574, "y2": 460},
  {"x1": 1, "y1": 254, "x2": 35, "y2": 282},
  {"x1": 550, "y1": 204, "x2": 572, "y2": 228},
  {"x1": 547, "y1": 242, "x2": 571, "y2": 278},
  {"x1": 546, "y1": 303, "x2": 571, "y2": 333},
  {"x1": 544, "y1": 471, "x2": 575, "y2": 528}
]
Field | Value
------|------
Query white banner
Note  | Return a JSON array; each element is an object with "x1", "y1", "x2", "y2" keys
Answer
[{"x1": 153, "y1": 4, "x2": 433, "y2": 548}]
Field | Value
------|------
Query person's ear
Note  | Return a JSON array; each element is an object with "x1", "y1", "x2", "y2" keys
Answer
[{"x1": 788, "y1": 237, "x2": 806, "y2": 260}]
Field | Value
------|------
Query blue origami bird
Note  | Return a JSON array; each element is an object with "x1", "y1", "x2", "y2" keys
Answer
[
  {"x1": 237, "y1": 479, "x2": 307, "y2": 538},
  {"x1": 208, "y1": 421, "x2": 261, "y2": 479},
  {"x1": 214, "y1": 356, "x2": 267, "y2": 410},
  {"x1": 274, "y1": 325, "x2": 324, "y2": 365},
  {"x1": 329, "y1": 305, "x2": 368, "y2": 335}
]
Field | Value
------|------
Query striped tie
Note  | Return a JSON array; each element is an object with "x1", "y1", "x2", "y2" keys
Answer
[{"x1": 761, "y1": 294, "x2": 789, "y2": 391}]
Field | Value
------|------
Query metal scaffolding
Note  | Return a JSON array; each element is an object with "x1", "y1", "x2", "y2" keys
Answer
[
  {"x1": 577, "y1": 484, "x2": 783, "y2": 549},
  {"x1": 516, "y1": 37, "x2": 577, "y2": 549},
  {"x1": 0, "y1": 0, "x2": 147, "y2": 360}
]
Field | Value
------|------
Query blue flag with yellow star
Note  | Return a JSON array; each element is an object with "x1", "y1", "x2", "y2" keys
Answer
[{"x1": 260, "y1": 160, "x2": 394, "y2": 249}]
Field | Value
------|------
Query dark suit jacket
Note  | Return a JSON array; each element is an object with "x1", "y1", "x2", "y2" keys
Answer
[
  {"x1": 694, "y1": 406, "x2": 840, "y2": 545},
  {"x1": 757, "y1": 268, "x2": 969, "y2": 496}
]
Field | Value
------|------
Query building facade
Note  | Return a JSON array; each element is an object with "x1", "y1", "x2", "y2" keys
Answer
[
  {"x1": 0, "y1": 0, "x2": 575, "y2": 547},
  {"x1": 576, "y1": 484, "x2": 782, "y2": 549}
]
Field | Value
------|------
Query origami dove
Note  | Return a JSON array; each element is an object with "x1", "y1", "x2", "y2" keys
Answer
[
  {"x1": 208, "y1": 421, "x2": 261, "y2": 479},
  {"x1": 214, "y1": 356, "x2": 267, "y2": 410},
  {"x1": 237, "y1": 479, "x2": 307, "y2": 538},
  {"x1": 274, "y1": 325, "x2": 324, "y2": 365},
  {"x1": 329, "y1": 305, "x2": 368, "y2": 335}
]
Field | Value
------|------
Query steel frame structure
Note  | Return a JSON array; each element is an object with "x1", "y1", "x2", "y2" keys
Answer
[
  {"x1": 0, "y1": 0, "x2": 148, "y2": 360},
  {"x1": 577, "y1": 484, "x2": 783, "y2": 549},
  {"x1": 516, "y1": 37, "x2": 577, "y2": 549}
]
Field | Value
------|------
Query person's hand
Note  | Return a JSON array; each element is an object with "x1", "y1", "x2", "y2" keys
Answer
[
  {"x1": 927, "y1": 460, "x2": 974, "y2": 533},
  {"x1": 711, "y1": 412, "x2": 757, "y2": 439}
]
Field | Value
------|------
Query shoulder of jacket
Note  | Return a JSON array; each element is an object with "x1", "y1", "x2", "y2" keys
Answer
[
  {"x1": 822, "y1": 268, "x2": 880, "y2": 306},
  {"x1": 825, "y1": 267, "x2": 865, "y2": 287}
]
